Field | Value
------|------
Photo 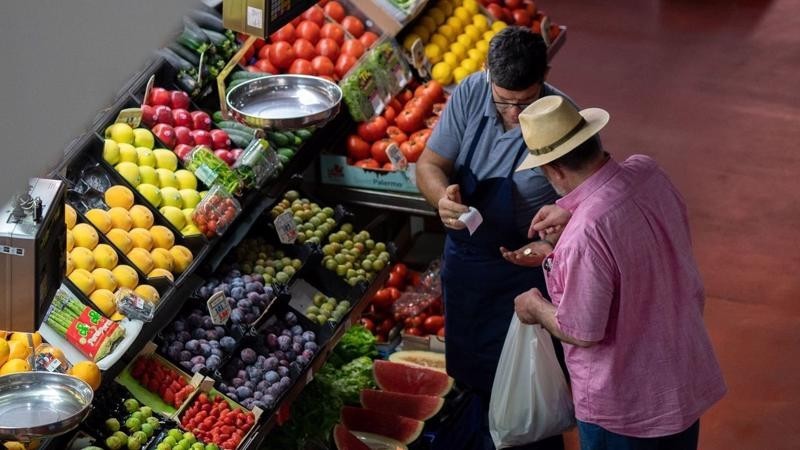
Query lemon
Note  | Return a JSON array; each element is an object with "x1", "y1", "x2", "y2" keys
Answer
[
  {"x1": 430, "y1": 33, "x2": 450, "y2": 51},
  {"x1": 428, "y1": 7, "x2": 446, "y2": 26},
  {"x1": 483, "y1": 30, "x2": 496, "y2": 41},
  {"x1": 431, "y1": 62, "x2": 454, "y2": 85},
  {"x1": 463, "y1": 24, "x2": 481, "y2": 42},
  {"x1": 473, "y1": 15, "x2": 489, "y2": 33},
  {"x1": 457, "y1": 33, "x2": 474, "y2": 49},
  {"x1": 65, "y1": 204, "x2": 77, "y2": 230},
  {"x1": 463, "y1": 0, "x2": 479, "y2": 15},
  {"x1": 461, "y1": 58, "x2": 481, "y2": 74},
  {"x1": 439, "y1": 0, "x2": 454, "y2": 16},
  {"x1": 453, "y1": 67, "x2": 470, "y2": 84},
  {"x1": 9, "y1": 332, "x2": 41, "y2": 348},
  {"x1": 468, "y1": 48, "x2": 484, "y2": 62},
  {"x1": 437, "y1": 24, "x2": 456, "y2": 41},
  {"x1": 403, "y1": 33, "x2": 423, "y2": 51},
  {"x1": 476, "y1": 39, "x2": 490, "y2": 54},
  {"x1": 454, "y1": 6, "x2": 471, "y2": 23},
  {"x1": 7, "y1": 341, "x2": 31, "y2": 360},
  {"x1": 424, "y1": 43, "x2": 443, "y2": 64},
  {"x1": 410, "y1": 25, "x2": 431, "y2": 43},
  {"x1": 449, "y1": 42, "x2": 468, "y2": 60},
  {"x1": 0, "y1": 340, "x2": 9, "y2": 368},
  {"x1": 443, "y1": 51, "x2": 459, "y2": 67},
  {"x1": 0, "y1": 358, "x2": 31, "y2": 376},
  {"x1": 419, "y1": 16, "x2": 438, "y2": 35},
  {"x1": 446, "y1": 16, "x2": 464, "y2": 35},
  {"x1": 492, "y1": 20, "x2": 508, "y2": 32}
]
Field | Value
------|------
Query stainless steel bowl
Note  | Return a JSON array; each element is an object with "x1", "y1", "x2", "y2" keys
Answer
[
  {"x1": 226, "y1": 75, "x2": 342, "y2": 130},
  {"x1": 0, "y1": 372, "x2": 94, "y2": 441}
]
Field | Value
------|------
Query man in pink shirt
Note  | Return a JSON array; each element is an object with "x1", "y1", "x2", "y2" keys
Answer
[{"x1": 506, "y1": 96, "x2": 726, "y2": 449}]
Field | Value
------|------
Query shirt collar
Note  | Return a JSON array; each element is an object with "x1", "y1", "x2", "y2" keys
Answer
[{"x1": 556, "y1": 156, "x2": 620, "y2": 212}]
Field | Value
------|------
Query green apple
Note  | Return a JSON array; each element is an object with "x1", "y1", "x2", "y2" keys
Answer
[
  {"x1": 132, "y1": 128, "x2": 155, "y2": 149},
  {"x1": 179, "y1": 189, "x2": 201, "y2": 208},
  {"x1": 103, "y1": 139, "x2": 120, "y2": 165},
  {"x1": 105, "y1": 123, "x2": 135, "y2": 145},
  {"x1": 160, "y1": 186, "x2": 183, "y2": 208},
  {"x1": 118, "y1": 143, "x2": 138, "y2": 164},
  {"x1": 115, "y1": 162, "x2": 141, "y2": 187},
  {"x1": 139, "y1": 166, "x2": 158, "y2": 185},
  {"x1": 153, "y1": 149, "x2": 178, "y2": 171},
  {"x1": 174, "y1": 169, "x2": 198, "y2": 190},
  {"x1": 160, "y1": 206, "x2": 186, "y2": 230},
  {"x1": 137, "y1": 184, "x2": 162, "y2": 207},
  {"x1": 182, "y1": 223, "x2": 201, "y2": 236},
  {"x1": 182, "y1": 208, "x2": 194, "y2": 225},
  {"x1": 156, "y1": 168, "x2": 178, "y2": 189},
  {"x1": 199, "y1": 190, "x2": 208, "y2": 199},
  {"x1": 136, "y1": 147, "x2": 156, "y2": 167}
]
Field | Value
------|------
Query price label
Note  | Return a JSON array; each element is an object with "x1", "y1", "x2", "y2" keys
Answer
[
  {"x1": 207, "y1": 291, "x2": 231, "y2": 325},
  {"x1": 541, "y1": 16, "x2": 552, "y2": 46},
  {"x1": 115, "y1": 108, "x2": 143, "y2": 128},
  {"x1": 274, "y1": 210, "x2": 298, "y2": 244},
  {"x1": 385, "y1": 143, "x2": 408, "y2": 171},
  {"x1": 406, "y1": 163, "x2": 417, "y2": 186},
  {"x1": 142, "y1": 74, "x2": 155, "y2": 107},
  {"x1": 194, "y1": 163, "x2": 219, "y2": 187},
  {"x1": 410, "y1": 39, "x2": 425, "y2": 70}
]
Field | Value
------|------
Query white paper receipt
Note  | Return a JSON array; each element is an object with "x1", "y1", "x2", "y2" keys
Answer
[
  {"x1": 247, "y1": 6, "x2": 263, "y2": 29},
  {"x1": 458, "y1": 207, "x2": 483, "y2": 235}
]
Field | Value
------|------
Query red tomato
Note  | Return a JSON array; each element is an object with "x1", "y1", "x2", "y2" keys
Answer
[
  {"x1": 382, "y1": 162, "x2": 395, "y2": 170},
  {"x1": 257, "y1": 44, "x2": 271, "y2": 60},
  {"x1": 289, "y1": 58, "x2": 314, "y2": 75},
  {"x1": 241, "y1": 44, "x2": 255, "y2": 64},
  {"x1": 388, "y1": 98, "x2": 403, "y2": 112},
  {"x1": 315, "y1": 38, "x2": 340, "y2": 60},
  {"x1": 383, "y1": 105, "x2": 397, "y2": 124},
  {"x1": 292, "y1": 38, "x2": 317, "y2": 60},
  {"x1": 357, "y1": 116, "x2": 389, "y2": 143},
  {"x1": 410, "y1": 129, "x2": 432, "y2": 146},
  {"x1": 346, "y1": 134, "x2": 371, "y2": 160},
  {"x1": 523, "y1": 0, "x2": 538, "y2": 15},
  {"x1": 404, "y1": 327, "x2": 424, "y2": 336},
  {"x1": 406, "y1": 96, "x2": 433, "y2": 116},
  {"x1": 386, "y1": 126, "x2": 407, "y2": 144},
  {"x1": 387, "y1": 271, "x2": 405, "y2": 289},
  {"x1": 424, "y1": 315, "x2": 444, "y2": 334},
  {"x1": 359, "y1": 31, "x2": 379, "y2": 48},
  {"x1": 370, "y1": 139, "x2": 393, "y2": 165},
  {"x1": 391, "y1": 262, "x2": 408, "y2": 278},
  {"x1": 505, "y1": 0, "x2": 523, "y2": 8},
  {"x1": 425, "y1": 116, "x2": 440, "y2": 129},
  {"x1": 320, "y1": 23, "x2": 346, "y2": 45},
  {"x1": 359, "y1": 317, "x2": 375, "y2": 332},
  {"x1": 335, "y1": 54, "x2": 358, "y2": 78},
  {"x1": 437, "y1": 327, "x2": 445, "y2": 337},
  {"x1": 341, "y1": 16, "x2": 365, "y2": 38},
  {"x1": 270, "y1": 23, "x2": 295, "y2": 43},
  {"x1": 513, "y1": 9, "x2": 532, "y2": 26},
  {"x1": 295, "y1": 20, "x2": 321, "y2": 44},
  {"x1": 400, "y1": 140, "x2": 424, "y2": 163},
  {"x1": 398, "y1": 89, "x2": 414, "y2": 105},
  {"x1": 269, "y1": 41, "x2": 295, "y2": 70},
  {"x1": 415, "y1": 80, "x2": 445, "y2": 103},
  {"x1": 486, "y1": 4, "x2": 504, "y2": 20},
  {"x1": 385, "y1": 287, "x2": 402, "y2": 301},
  {"x1": 302, "y1": 6, "x2": 325, "y2": 26},
  {"x1": 379, "y1": 318, "x2": 395, "y2": 335},
  {"x1": 395, "y1": 108, "x2": 424, "y2": 133},
  {"x1": 340, "y1": 39, "x2": 365, "y2": 59},
  {"x1": 252, "y1": 58, "x2": 274, "y2": 73},
  {"x1": 371, "y1": 288, "x2": 393, "y2": 309},
  {"x1": 324, "y1": 1, "x2": 346, "y2": 22},
  {"x1": 354, "y1": 158, "x2": 380, "y2": 169},
  {"x1": 311, "y1": 55, "x2": 334, "y2": 76}
]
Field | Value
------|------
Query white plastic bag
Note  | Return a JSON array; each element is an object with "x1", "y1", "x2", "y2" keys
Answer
[{"x1": 489, "y1": 315, "x2": 575, "y2": 448}]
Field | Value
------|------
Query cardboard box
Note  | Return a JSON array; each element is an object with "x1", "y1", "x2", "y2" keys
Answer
[{"x1": 319, "y1": 154, "x2": 420, "y2": 194}]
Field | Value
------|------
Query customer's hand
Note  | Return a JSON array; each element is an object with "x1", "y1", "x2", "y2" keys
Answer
[
  {"x1": 438, "y1": 184, "x2": 469, "y2": 230},
  {"x1": 500, "y1": 240, "x2": 554, "y2": 267},
  {"x1": 515, "y1": 288, "x2": 549, "y2": 325},
  {"x1": 529, "y1": 204, "x2": 571, "y2": 240}
]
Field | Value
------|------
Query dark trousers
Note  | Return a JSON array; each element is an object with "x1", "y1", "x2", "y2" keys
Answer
[{"x1": 577, "y1": 420, "x2": 700, "y2": 450}]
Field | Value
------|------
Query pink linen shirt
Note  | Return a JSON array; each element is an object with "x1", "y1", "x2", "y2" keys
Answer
[{"x1": 544, "y1": 155, "x2": 726, "y2": 437}]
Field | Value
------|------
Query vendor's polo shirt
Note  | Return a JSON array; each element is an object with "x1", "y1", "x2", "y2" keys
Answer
[{"x1": 427, "y1": 72, "x2": 562, "y2": 235}]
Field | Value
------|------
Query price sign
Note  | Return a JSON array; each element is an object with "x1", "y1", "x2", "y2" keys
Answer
[
  {"x1": 406, "y1": 163, "x2": 417, "y2": 186},
  {"x1": 207, "y1": 291, "x2": 231, "y2": 325},
  {"x1": 274, "y1": 210, "x2": 298, "y2": 244},
  {"x1": 115, "y1": 108, "x2": 143, "y2": 128},
  {"x1": 385, "y1": 143, "x2": 408, "y2": 171},
  {"x1": 142, "y1": 75, "x2": 155, "y2": 107}
]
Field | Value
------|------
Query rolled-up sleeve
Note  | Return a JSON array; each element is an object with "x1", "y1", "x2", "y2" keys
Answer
[
  {"x1": 555, "y1": 246, "x2": 615, "y2": 342},
  {"x1": 427, "y1": 78, "x2": 472, "y2": 161}
]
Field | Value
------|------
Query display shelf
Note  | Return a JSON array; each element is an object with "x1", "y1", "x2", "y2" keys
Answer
[{"x1": 309, "y1": 183, "x2": 436, "y2": 217}]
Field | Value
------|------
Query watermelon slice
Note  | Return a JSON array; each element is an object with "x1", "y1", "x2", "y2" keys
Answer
[
  {"x1": 373, "y1": 360, "x2": 454, "y2": 396},
  {"x1": 334, "y1": 423, "x2": 370, "y2": 450},
  {"x1": 341, "y1": 406, "x2": 424, "y2": 445},
  {"x1": 361, "y1": 389, "x2": 444, "y2": 421}
]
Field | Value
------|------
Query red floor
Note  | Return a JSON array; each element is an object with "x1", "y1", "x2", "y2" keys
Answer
[{"x1": 538, "y1": 1, "x2": 800, "y2": 449}]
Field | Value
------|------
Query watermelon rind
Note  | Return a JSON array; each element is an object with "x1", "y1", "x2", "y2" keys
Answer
[
  {"x1": 334, "y1": 423, "x2": 370, "y2": 450},
  {"x1": 361, "y1": 389, "x2": 444, "y2": 421},
  {"x1": 352, "y1": 431, "x2": 409, "y2": 450},
  {"x1": 341, "y1": 406, "x2": 424, "y2": 445},
  {"x1": 388, "y1": 350, "x2": 447, "y2": 372},
  {"x1": 373, "y1": 360, "x2": 454, "y2": 397}
]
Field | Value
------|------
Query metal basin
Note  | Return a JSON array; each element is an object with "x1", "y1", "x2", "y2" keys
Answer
[
  {"x1": 226, "y1": 74, "x2": 342, "y2": 130},
  {"x1": 0, "y1": 372, "x2": 93, "y2": 441}
]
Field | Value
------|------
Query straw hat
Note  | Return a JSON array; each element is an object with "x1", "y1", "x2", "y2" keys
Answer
[{"x1": 516, "y1": 96, "x2": 609, "y2": 171}]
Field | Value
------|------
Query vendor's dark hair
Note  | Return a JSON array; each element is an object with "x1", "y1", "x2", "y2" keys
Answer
[
  {"x1": 551, "y1": 134, "x2": 604, "y2": 171},
  {"x1": 488, "y1": 27, "x2": 548, "y2": 90}
]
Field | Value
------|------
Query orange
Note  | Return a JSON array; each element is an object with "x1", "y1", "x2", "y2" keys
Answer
[
  {"x1": 69, "y1": 361, "x2": 102, "y2": 390},
  {"x1": 0, "y1": 358, "x2": 31, "y2": 375}
]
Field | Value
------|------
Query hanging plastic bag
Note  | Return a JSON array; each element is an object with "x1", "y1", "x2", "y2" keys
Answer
[{"x1": 489, "y1": 315, "x2": 575, "y2": 448}]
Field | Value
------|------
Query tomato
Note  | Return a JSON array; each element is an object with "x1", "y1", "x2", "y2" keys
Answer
[
  {"x1": 359, "y1": 317, "x2": 375, "y2": 332},
  {"x1": 302, "y1": 5, "x2": 325, "y2": 26},
  {"x1": 411, "y1": 129, "x2": 432, "y2": 145},
  {"x1": 311, "y1": 55, "x2": 334, "y2": 76},
  {"x1": 371, "y1": 288, "x2": 393, "y2": 309},
  {"x1": 398, "y1": 89, "x2": 414, "y2": 105},
  {"x1": 257, "y1": 44, "x2": 271, "y2": 60},
  {"x1": 406, "y1": 96, "x2": 433, "y2": 116},
  {"x1": 379, "y1": 318, "x2": 395, "y2": 335},
  {"x1": 354, "y1": 158, "x2": 380, "y2": 169},
  {"x1": 241, "y1": 44, "x2": 255, "y2": 64},
  {"x1": 386, "y1": 126, "x2": 407, "y2": 144},
  {"x1": 270, "y1": 23, "x2": 295, "y2": 43},
  {"x1": 383, "y1": 105, "x2": 397, "y2": 124},
  {"x1": 357, "y1": 115, "x2": 389, "y2": 143},
  {"x1": 383, "y1": 162, "x2": 395, "y2": 170},
  {"x1": 335, "y1": 54, "x2": 358, "y2": 79},
  {"x1": 359, "y1": 31, "x2": 379, "y2": 49},
  {"x1": 424, "y1": 315, "x2": 444, "y2": 334},
  {"x1": 415, "y1": 80, "x2": 445, "y2": 103},
  {"x1": 340, "y1": 39, "x2": 365, "y2": 59},
  {"x1": 370, "y1": 139, "x2": 393, "y2": 165},
  {"x1": 292, "y1": 38, "x2": 317, "y2": 60},
  {"x1": 289, "y1": 58, "x2": 314, "y2": 75},
  {"x1": 512, "y1": 9, "x2": 532, "y2": 26},
  {"x1": 315, "y1": 37, "x2": 340, "y2": 60},
  {"x1": 400, "y1": 140, "x2": 424, "y2": 163},
  {"x1": 254, "y1": 58, "x2": 277, "y2": 74},
  {"x1": 437, "y1": 327, "x2": 445, "y2": 337},
  {"x1": 324, "y1": 1, "x2": 346, "y2": 22},
  {"x1": 385, "y1": 287, "x2": 402, "y2": 301},
  {"x1": 425, "y1": 116, "x2": 440, "y2": 129},
  {"x1": 388, "y1": 98, "x2": 403, "y2": 112},
  {"x1": 346, "y1": 134, "x2": 370, "y2": 159},
  {"x1": 404, "y1": 327, "x2": 424, "y2": 336},
  {"x1": 486, "y1": 4, "x2": 504, "y2": 20},
  {"x1": 391, "y1": 263, "x2": 408, "y2": 278},
  {"x1": 269, "y1": 41, "x2": 295, "y2": 70},
  {"x1": 395, "y1": 108, "x2": 425, "y2": 133},
  {"x1": 387, "y1": 271, "x2": 405, "y2": 289},
  {"x1": 341, "y1": 16, "x2": 365, "y2": 38},
  {"x1": 295, "y1": 20, "x2": 321, "y2": 44},
  {"x1": 320, "y1": 22, "x2": 346, "y2": 45}
]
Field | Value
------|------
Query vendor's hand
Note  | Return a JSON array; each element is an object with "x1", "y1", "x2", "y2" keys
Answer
[
  {"x1": 515, "y1": 288, "x2": 549, "y2": 325},
  {"x1": 438, "y1": 184, "x2": 469, "y2": 230},
  {"x1": 529, "y1": 204, "x2": 572, "y2": 240},
  {"x1": 500, "y1": 240, "x2": 554, "y2": 267}
]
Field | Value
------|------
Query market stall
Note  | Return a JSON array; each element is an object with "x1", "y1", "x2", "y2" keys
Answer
[{"x1": 0, "y1": 0, "x2": 567, "y2": 449}]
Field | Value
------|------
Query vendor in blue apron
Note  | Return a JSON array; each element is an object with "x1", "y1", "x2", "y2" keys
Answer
[{"x1": 417, "y1": 27, "x2": 571, "y2": 450}]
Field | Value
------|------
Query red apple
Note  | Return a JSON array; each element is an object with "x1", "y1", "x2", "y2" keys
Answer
[
  {"x1": 214, "y1": 149, "x2": 235, "y2": 166},
  {"x1": 209, "y1": 129, "x2": 231, "y2": 149},
  {"x1": 141, "y1": 104, "x2": 157, "y2": 126},
  {"x1": 174, "y1": 126, "x2": 195, "y2": 146},
  {"x1": 152, "y1": 123, "x2": 176, "y2": 148},
  {"x1": 153, "y1": 105, "x2": 173, "y2": 125},
  {"x1": 172, "y1": 109, "x2": 193, "y2": 128},
  {"x1": 190, "y1": 111, "x2": 212, "y2": 131},
  {"x1": 174, "y1": 144, "x2": 194, "y2": 161},
  {"x1": 149, "y1": 87, "x2": 171, "y2": 107},
  {"x1": 230, "y1": 148, "x2": 244, "y2": 161},
  {"x1": 170, "y1": 90, "x2": 191, "y2": 110},
  {"x1": 191, "y1": 129, "x2": 213, "y2": 146}
]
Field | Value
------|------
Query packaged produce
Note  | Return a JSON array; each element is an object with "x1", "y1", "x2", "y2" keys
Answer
[
  {"x1": 341, "y1": 61, "x2": 390, "y2": 122},
  {"x1": 179, "y1": 391, "x2": 255, "y2": 449},
  {"x1": 232, "y1": 138, "x2": 279, "y2": 189},
  {"x1": 33, "y1": 343, "x2": 71, "y2": 374},
  {"x1": 368, "y1": 40, "x2": 411, "y2": 95},
  {"x1": 182, "y1": 146, "x2": 242, "y2": 195},
  {"x1": 115, "y1": 288, "x2": 156, "y2": 322},
  {"x1": 191, "y1": 185, "x2": 241, "y2": 237}
]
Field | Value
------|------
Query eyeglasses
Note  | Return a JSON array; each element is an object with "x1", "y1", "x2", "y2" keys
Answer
[{"x1": 490, "y1": 84, "x2": 540, "y2": 113}]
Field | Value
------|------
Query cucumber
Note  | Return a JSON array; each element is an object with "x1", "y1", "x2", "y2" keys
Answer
[
  {"x1": 277, "y1": 147, "x2": 296, "y2": 159},
  {"x1": 217, "y1": 120, "x2": 255, "y2": 134},
  {"x1": 295, "y1": 129, "x2": 313, "y2": 141},
  {"x1": 212, "y1": 111, "x2": 225, "y2": 123},
  {"x1": 231, "y1": 70, "x2": 271, "y2": 81},
  {"x1": 293, "y1": 135, "x2": 303, "y2": 146},
  {"x1": 223, "y1": 129, "x2": 255, "y2": 148},
  {"x1": 226, "y1": 78, "x2": 249, "y2": 92},
  {"x1": 267, "y1": 131, "x2": 290, "y2": 147},
  {"x1": 277, "y1": 154, "x2": 290, "y2": 165}
]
